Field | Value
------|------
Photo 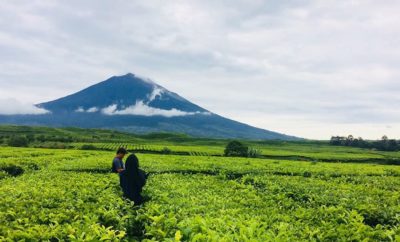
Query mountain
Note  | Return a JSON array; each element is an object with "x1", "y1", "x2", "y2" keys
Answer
[{"x1": 0, "y1": 73, "x2": 300, "y2": 140}]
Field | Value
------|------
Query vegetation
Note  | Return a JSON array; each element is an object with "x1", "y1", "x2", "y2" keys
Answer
[
  {"x1": 247, "y1": 147, "x2": 262, "y2": 158},
  {"x1": 161, "y1": 147, "x2": 172, "y2": 154},
  {"x1": 7, "y1": 136, "x2": 29, "y2": 147},
  {"x1": 0, "y1": 147, "x2": 399, "y2": 241},
  {"x1": 81, "y1": 144, "x2": 99, "y2": 150},
  {"x1": 223, "y1": 140, "x2": 276, "y2": 158},
  {"x1": 330, "y1": 135, "x2": 400, "y2": 151},
  {"x1": 2, "y1": 125, "x2": 400, "y2": 165},
  {"x1": 224, "y1": 140, "x2": 248, "y2": 157}
]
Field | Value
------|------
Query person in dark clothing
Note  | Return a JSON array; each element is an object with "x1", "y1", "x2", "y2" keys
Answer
[
  {"x1": 120, "y1": 153, "x2": 147, "y2": 205},
  {"x1": 112, "y1": 147, "x2": 128, "y2": 174},
  {"x1": 112, "y1": 147, "x2": 128, "y2": 188}
]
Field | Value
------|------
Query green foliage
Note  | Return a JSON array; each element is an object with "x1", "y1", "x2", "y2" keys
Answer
[
  {"x1": 161, "y1": 147, "x2": 172, "y2": 154},
  {"x1": 0, "y1": 147, "x2": 400, "y2": 241},
  {"x1": 81, "y1": 144, "x2": 98, "y2": 150},
  {"x1": 224, "y1": 141, "x2": 261, "y2": 158},
  {"x1": 33, "y1": 142, "x2": 73, "y2": 149},
  {"x1": 7, "y1": 136, "x2": 29, "y2": 147},
  {"x1": 331, "y1": 135, "x2": 400, "y2": 152},
  {"x1": 2, "y1": 125, "x2": 400, "y2": 165},
  {"x1": 26, "y1": 134, "x2": 35, "y2": 142},
  {"x1": 247, "y1": 147, "x2": 261, "y2": 158},
  {"x1": 224, "y1": 140, "x2": 248, "y2": 157},
  {"x1": 0, "y1": 164, "x2": 24, "y2": 177}
]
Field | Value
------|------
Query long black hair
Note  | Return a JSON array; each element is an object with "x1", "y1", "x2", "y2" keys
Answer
[
  {"x1": 120, "y1": 153, "x2": 146, "y2": 205},
  {"x1": 124, "y1": 154, "x2": 140, "y2": 184},
  {"x1": 125, "y1": 153, "x2": 139, "y2": 170}
]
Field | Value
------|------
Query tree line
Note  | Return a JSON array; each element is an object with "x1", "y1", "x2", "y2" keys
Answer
[
  {"x1": 330, "y1": 135, "x2": 399, "y2": 151},
  {"x1": 0, "y1": 134, "x2": 77, "y2": 147}
]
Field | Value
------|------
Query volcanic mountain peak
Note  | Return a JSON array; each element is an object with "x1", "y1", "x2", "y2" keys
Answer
[
  {"x1": 0, "y1": 73, "x2": 300, "y2": 140},
  {"x1": 37, "y1": 73, "x2": 208, "y2": 116}
]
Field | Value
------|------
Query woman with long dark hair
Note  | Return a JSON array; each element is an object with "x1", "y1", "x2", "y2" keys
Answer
[{"x1": 120, "y1": 153, "x2": 147, "y2": 205}]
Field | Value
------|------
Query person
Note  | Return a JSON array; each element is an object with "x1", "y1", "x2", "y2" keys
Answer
[
  {"x1": 111, "y1": 147, "x2": 128, "y2": 177},
  {"x1": 120, "y1": 153, "x2": 148, "y2": 205}
]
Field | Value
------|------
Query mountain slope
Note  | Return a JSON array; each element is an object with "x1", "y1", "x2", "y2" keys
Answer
[
  {"x1": 38, "y1": 73, "x2": 207, "y2": 114},
  {"x1": 0, "y1": 73, "x2": 300, "y2": 140}
]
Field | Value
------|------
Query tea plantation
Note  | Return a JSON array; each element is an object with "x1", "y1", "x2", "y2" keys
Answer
[{"x1": 1, "y1": 147, "x2": 399, "y2": 241}]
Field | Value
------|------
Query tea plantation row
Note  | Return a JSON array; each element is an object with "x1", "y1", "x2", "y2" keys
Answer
[{"x1": 0, "y1": 147, "x2": 399, "y2": 241}]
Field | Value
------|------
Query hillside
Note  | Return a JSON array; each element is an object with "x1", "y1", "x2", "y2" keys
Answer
[{"x1": 0, "y1": 74, "x2": 300, "y2": 140}]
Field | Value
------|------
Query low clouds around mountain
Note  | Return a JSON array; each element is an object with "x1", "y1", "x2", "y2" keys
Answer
[{"x1": 0, "y1": 98, "x2": 49, "y2": 115}]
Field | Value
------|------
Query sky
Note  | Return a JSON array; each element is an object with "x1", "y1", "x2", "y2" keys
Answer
[{"x1": 0, "y1": 0, "x2": 399, "y2": 140}]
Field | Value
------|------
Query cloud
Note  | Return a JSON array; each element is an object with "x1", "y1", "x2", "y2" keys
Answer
[
  {"x1": 0, "y1": 98, "x2": 49, "y2": 115},
  {"x1": 101, "y1": 104, "x2": 118, "y2": 115},
  {"x1": 86, "y1": 107, "x2": 99, "y2": 113},
  {"x1": 75, "y1": 106, "x2": 99, "y2": 113},
  {"x1": 147, "y1": 87, "x2": 164, "y2": 102},
  {"x1": 101, "y1": 101, "x2": 207, "y2": 117},
  {"x1": 75, "y1": 107, "x2": 84, "y2": 112},
  {"x1": 0, "y1": 1, "x2": 400, "y2": 138}
]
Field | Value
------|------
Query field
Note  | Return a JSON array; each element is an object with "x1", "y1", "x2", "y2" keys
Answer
[{"x1": 1, "y1": 145, "x2": 400, "y2": 241}]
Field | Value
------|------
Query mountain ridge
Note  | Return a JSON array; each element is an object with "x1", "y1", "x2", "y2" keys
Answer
[
  {"x1": 37, "y1": 73, "x2": 208, "y2": 115},
  {"x1": 0, "y1": 73, "x2": 301, "y2": 140}
]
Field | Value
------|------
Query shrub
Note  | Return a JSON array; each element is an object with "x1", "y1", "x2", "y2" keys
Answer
[
  {"x1": 26, "y1": 134, "x2": 35, "y2": 142},
  {"x1": 161, "y1": 147, "x2": 172, "y2": 154},
  {"x1": 81, "y1": 144, "x2": 98, "y2": 150},
  {"x1": 224, "y1": 141, "x2": 248, "y2": 157},
  {"x1": 247, "y1": 147, "x2": 261, "y2": 158},
  {"x1": 1, "y1": 165, "x2": 24, "y2": 177},
  {"x1": 33, "y1": 142, "x2": 73, "y2": 149},
  {"x1": 8, "y1": 136, "x2": 29, "y2": 147}
]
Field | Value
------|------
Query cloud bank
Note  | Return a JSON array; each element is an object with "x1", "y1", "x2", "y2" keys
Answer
[
  {"x1": 75, "y1": 106, "x2": 99, "y2": 113},
  {"x1": 0, "y1": 98, "x2": 49, "y2": 115},
  {"x1": 0, "y1": 0, "x2": 400, "y2": 138},
  {"x1": 101, "y1": 101, "x2": 205, "y2": 117}
]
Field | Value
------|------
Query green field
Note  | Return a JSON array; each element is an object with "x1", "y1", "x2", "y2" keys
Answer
[
  {"x1": 3, "y1": 125, "x2": 400, "y2": 165},
  {"x1": 1, "y1": 146, "x2": 400, "y2": 241}
]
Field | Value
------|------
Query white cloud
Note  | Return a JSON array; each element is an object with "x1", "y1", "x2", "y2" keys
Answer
[
  {"x1": 75, "y1": 107, "x2": 84, "y2": 112},
  {"x1": 75, "y1": 106, "x2": 99, "y2": 113},
  {"x1": 147, "y1": 87, "x2": 164, "y2": 102},
  {"x1": 101, "y1": 104, "x2": 118, "y2": 115},
  {"x1": 101, "y1": 101, "x2": 206, "y2": 117},
  {"x1": 0, "y1": 1, "x2": 400, "y2": 138},
  {"x1": 0, "y1": 98, "x2": 49, "y2": 115},
  {"x1": 86, "y1": 107, "x2": 98, "y2": 113}
]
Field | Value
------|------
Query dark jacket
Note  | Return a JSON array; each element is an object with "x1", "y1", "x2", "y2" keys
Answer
[{"x1": 120, "y1": 154, "x2": 147, "y2": 205}]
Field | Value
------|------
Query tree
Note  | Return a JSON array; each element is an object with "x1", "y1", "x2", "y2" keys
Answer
[
  {"x1": 357, "y1": 137, "x2": 368, "y2": 148},
  {"x1": 8, "y1": 136, "x2": 29, "y2": 147},
  {"x1": 37, "y1": 135, "x2": 46, "y2": 142},
  {"x1": 346, "y1": 135, "x2": 354, "y2": 146},
  {"x1": 330, "y1": 136, "x2": 347, "y2": 146},
  {"x1": 387, "y1": 139, "x2": 398, "y2": 151},
  {"x1": 329, "y1": 134, "x2": 399, "y2": 151},
  {"x1": 26, "y1": 134, "x2": 35, "y2": 142},
  {"x1": 224, "y1": 141, "x2": 248, "y2": 157},
  {"x1": 330, "y1": 136, "x2": 341, "y2": 145}
]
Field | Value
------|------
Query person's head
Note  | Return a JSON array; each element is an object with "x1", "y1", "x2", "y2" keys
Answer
[
  {"x1": 116, "y1": 147, "x2": 128, "y2": 159},
  {"x1": 125, "y1": 153, "x2": 139, "y2": 171}
]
